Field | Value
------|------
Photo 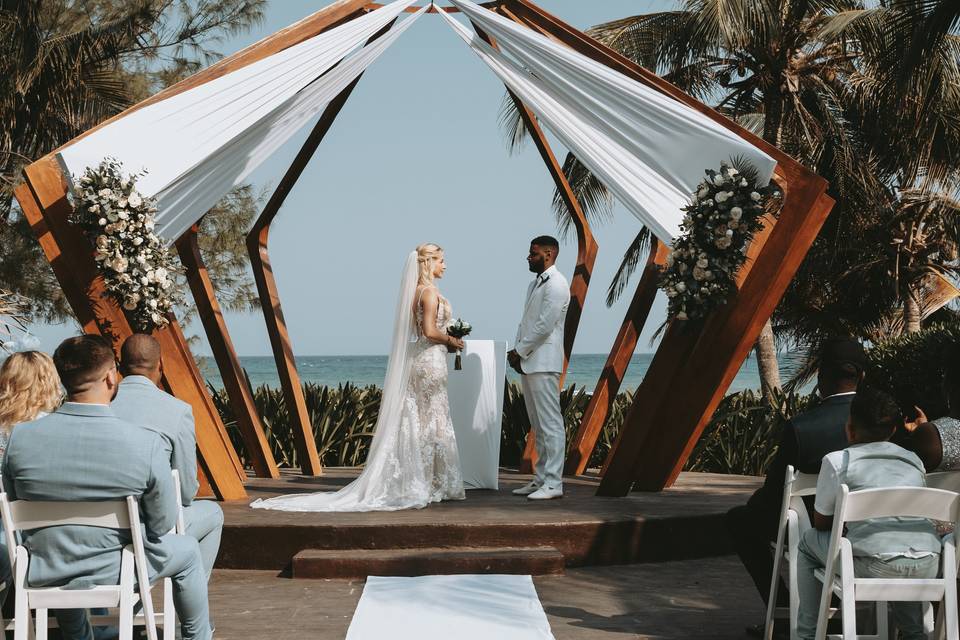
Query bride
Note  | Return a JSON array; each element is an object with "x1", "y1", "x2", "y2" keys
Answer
[{"x1": 252, "y1": 243, "x2": 466, "y2": 512}]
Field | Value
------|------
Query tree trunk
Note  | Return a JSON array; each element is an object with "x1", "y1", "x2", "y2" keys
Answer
[
  {"x1": 754, "y1": 319, "x2": 782, "y2": 399},
  {"x1": 903, "y1": 288, "x2": 921, "y2": 333}
]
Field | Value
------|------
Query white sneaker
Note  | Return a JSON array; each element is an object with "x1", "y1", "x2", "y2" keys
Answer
[
  {"x1": 512, "y1": 481, "x2": 541, "y2": 496},
  {"x1": 527, "y1": 486, "x2": 563, "y2": 500}
]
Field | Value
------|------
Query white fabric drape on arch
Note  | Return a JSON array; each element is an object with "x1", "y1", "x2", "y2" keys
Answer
[
  {"x1": 56, "y1": 0, "x2": 426, "y2": 244},
  {"x1": 439, "y1": 0, "x2": 777, "y2": 243}
]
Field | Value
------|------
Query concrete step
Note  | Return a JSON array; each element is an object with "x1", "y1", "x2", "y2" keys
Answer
[{"x1": 291, "y1": 546, "x2": 566, "y2": 579}]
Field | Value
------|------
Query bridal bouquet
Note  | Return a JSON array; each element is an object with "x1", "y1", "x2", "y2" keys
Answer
[
  {"x1": 659, "y1": 160, "x2": 780, "y2": 323},
  {"x1": 70, "y1": 158, "x2": 182, "y2": 331},
  {"x1": 447, "y1": 318, "x2": 472, "y2": 370}
]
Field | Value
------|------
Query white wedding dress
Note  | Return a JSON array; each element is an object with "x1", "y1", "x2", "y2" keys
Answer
[{"x1": 251, "y1": 252, "x2": 465, "y2": 512}]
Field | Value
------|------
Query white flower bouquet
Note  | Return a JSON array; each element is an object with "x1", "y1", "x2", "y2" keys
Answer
[
  {"x1": 446, "y1": 318, "x2": 472, "y2": 370},
  {"x1": 69, "y1": 158, "x2": 183, "y2": 331},
  {"x1": 659, "y1": 160, "x2": 780, "y2": 322}
]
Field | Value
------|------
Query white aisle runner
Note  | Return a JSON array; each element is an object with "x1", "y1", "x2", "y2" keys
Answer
[{"x1": 345, "y1": 574, "x2": 555, "y2": 639}]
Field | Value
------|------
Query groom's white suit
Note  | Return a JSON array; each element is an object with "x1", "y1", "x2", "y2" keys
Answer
[{"x1": 515, "y1": 264, "x2": 570, "y2": 492}]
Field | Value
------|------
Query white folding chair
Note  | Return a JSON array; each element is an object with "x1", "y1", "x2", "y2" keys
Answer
[
  {"x1": 814, "y1": 485, "x2": 960, "y2": 640},
  {"x1": 927, "y1": 471, "x2": 960, "y2": 494},
  {"x1": 766, "y1": 465, "x2": 822, "y2": 640},
  {"x1": 0, "y1": 494, "x2": 176, "y2": 640}
]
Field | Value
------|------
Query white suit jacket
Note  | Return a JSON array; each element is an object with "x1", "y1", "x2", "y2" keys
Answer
[{"x1": 515, "y1": 265, "x2": 570, "y2": 374}]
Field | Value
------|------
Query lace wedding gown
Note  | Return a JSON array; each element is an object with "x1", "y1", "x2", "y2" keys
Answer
[{"x1": 251, "y1": 257, "x2": 465, "y2": 512}]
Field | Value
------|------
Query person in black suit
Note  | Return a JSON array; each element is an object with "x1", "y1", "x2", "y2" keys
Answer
[{"x1": 726, "y1": 338, "x2": 868, "y2": 637}]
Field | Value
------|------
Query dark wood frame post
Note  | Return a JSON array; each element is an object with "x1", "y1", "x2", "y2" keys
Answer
[
  {"x1": 176, "y1": 224, "x2": 280, "y2": 478},
  {"x1": 474, "y1": 15, "x2": 599, "y2": 474},
  {"x1": 490, "y1": 0, "x2": 833, "y2": 494},
  {"x1": 14, "y1": 0, "x2": 380, "y2": 498},
  {"x1": 14, "y1": 161, "x2": 248, "y2": 500},
  {"x1": 563, "y1": 240, "x2": 666, "y2": 476},
  {"x1": 245, "y1": 15, "x2": 395, "y2": 476}
]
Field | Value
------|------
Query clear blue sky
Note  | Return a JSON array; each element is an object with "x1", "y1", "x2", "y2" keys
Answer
[{"x1": 33, "y1": 0, "x2": 678, "y2": 357}]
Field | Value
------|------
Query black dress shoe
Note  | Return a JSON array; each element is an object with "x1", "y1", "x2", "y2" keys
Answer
[{"x1": 744, "y1": 623, "x2": 787, "y2": 639}]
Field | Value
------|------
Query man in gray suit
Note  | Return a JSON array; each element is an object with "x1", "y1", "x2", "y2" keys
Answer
[
  {"x1": 112, "y1": 334, "x2": 223, "y2": 582},
  {"x1": 2, "y1": 335, "x2": 211, "y2": 640}
]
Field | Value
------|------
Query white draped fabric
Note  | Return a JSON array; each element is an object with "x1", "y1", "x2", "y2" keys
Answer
[
  {"x1": 440, "y1": 0, "x2": 777, "y2": 242},
  {"x1": 57, "y1": 0, "x2": 426, "y2": 244}
]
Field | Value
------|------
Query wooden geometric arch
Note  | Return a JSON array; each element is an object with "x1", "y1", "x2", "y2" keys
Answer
[{"x1": 13, "y1": 0, "x2": 832, "y2": 500}]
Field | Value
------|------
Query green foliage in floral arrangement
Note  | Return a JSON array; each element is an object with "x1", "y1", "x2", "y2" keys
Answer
[
  {"x1": 866, "y1": 320, "x2": 960, "y2": 418},
  {"x1": 660, "y1": 160, "x2": 781, "y2": 322},
  {"x1": 69, "y1": 158, "x2": 182, "y2": 331}
]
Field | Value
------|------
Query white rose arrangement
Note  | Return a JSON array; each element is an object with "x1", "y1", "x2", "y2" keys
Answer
[
  {"x1": 70, "y1": 158, "x2": 183, "y2": 331},
  {"x1": 659, "y1": 160, "x2": 780, "y2": 322}
]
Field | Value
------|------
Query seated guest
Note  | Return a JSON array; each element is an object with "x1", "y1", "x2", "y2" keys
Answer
[
  {"x1": 796, "y1": 387, "x2": 941, "y2": 640},
  {"x1": 726, "y1": 338, "x2": 867, "y2": 635},
  {"x1": 894, "y1": 349, "x2": 960, "y2": 472},
  {"x1": 0, "y1": 350, "x2": 63, "y2": 457},
  {"x1": 0, "y1": 350, "x2": 63, "y2": 597},
  {"x1": 2, "y1": 335, "x2": 212, "y2": 640},
  {"x1": 111, "y1": 334, "x2": 223, "y2": 582}
]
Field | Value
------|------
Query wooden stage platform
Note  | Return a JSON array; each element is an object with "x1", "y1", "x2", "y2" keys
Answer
[{"x1": 217, "y1": 469, "x2": 759, "y2": 578}]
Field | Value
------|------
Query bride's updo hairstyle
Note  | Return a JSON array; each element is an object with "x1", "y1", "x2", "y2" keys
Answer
[{"x1": 416, "y1": 243, "x2": 443, "y2": 287}]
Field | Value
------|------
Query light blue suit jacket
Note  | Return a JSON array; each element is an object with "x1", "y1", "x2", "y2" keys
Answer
[
  {"x1": 111, "y1": 376, "x2": 200, "y2": 506},
  {"x1": 1, "y1": 403, "x2": 177, "y2": 588}
]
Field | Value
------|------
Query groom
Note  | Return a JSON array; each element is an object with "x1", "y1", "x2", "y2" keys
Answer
[{"x1": 508, "y1": 235, "x2": 570, "y2": 501}]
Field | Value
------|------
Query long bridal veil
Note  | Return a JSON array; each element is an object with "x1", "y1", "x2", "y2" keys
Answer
[{"x1": 251, "y1": 251, "x2": 430, "y2": 511}]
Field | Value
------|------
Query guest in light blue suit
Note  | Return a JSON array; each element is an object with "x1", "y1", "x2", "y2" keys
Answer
[
  {"x1": 2, "y1": 335, "x2": 211, "y2": 640},
  {"x1": 111, "y1": 334, "x2": 223, "y2": 581}
]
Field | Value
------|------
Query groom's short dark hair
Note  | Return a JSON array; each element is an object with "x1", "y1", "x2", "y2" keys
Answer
[{"x1": 530, "y1": 235, "x2": 559, "y2": 250}]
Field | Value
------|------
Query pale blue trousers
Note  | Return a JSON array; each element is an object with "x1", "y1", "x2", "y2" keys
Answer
[{"x1": 797, "y1": 527, "x2": 940, "y2": 640}]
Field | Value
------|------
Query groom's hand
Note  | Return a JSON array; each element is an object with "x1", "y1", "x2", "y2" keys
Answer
[{"x1": 507, "y1": 349, "x2": 523, "y2": 374}]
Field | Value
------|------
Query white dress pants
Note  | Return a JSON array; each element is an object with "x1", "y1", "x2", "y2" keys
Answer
[{"x1": 521, "y1": 372, "x2": 564, "y2": 489}]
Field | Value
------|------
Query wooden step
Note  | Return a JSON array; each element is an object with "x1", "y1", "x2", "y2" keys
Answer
[{"x1": 291, "y1": 546, "x2": 566, "y2": 579}]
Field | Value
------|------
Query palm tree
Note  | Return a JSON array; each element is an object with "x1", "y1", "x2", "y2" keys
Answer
[{"x1": 500, "y1": 0, "x2": 960, "y2": 395}]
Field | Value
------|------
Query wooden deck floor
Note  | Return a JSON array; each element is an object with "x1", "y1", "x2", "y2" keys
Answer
[{"x1": 217, "y1": 469, "x2": 760, "y2": 571}]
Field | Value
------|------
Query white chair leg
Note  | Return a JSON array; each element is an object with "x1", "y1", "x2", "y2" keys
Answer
[
  {"x1": 163, "y1": 577, "x2": 175, "y2": 640},
  {"x1": 119, "y1": 548, "x2": 134, "y2": 640},
  {"x1": 946, "y1": 575, "x2": 960, "y2": 640},
  {"x1": 33, "y1": 609, "x2": 46, "y2": 640},
  {"x1": 874, "y1": 601, "x2": 888, "y2": 640}
]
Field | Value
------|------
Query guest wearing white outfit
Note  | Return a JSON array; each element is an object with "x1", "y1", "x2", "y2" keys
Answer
[
  {"x1": 111, "y1": 335, "x2": 223, "y2": 582},
  {"x1": 508, "y1": 236, "x2": 570, "y2": 501}
]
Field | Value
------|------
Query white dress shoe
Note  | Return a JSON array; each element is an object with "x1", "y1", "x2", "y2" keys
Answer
[
  {"x1": 527, "y1": 486, "x2": 563, "y2": 500},
  {"x1": 512, "y1": 481, "x2": 541, "y2": 496}
]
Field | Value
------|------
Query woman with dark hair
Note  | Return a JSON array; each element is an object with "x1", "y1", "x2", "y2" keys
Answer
[{"x1": 895, "y1": 352, "x2": 960, "y2": 471}]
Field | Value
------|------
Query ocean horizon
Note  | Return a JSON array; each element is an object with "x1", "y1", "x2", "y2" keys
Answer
[{"x1": 199, "y1": 352, "x2": 808, "y2": 394}]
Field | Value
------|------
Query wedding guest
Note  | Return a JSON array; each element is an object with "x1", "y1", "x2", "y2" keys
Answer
[
  {"x1": 111, "y1": 334, "x2": 223, "y2": 581},
  {"x1": 2, "y1": 335, "x2": 212, "y2": 640},
  {"x1": 894, "y1": 348, "x2": 960, "y2": 472},
  {"x1": 726, "y1": 338, "x2": 867, "y2": 637},
  {"x1": 796, "y1": 386, "x2": 940, "y2": 640},
  {"x1": 0, "y1": 350, "x2": 63, "y2": 600},
  {"x1": 0, "y1": 351, "x2": 63, "y2": 458}
]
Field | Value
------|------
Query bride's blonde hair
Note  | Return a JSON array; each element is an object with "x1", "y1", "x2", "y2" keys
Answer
[
  {"x1": 0, "y1": 351, "x2": 63, "y2": 429},
  {"x1": 416, "y1": 243, "x2": 443, "y2": 288}
]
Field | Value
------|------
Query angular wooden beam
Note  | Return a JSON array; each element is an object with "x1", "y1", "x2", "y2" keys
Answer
[
  {"x1": 563, "y1": 240, "x2": 667, "y2": 477},
  {"x1": 246, "y1": 15, "x2": 394, "y2": 475},
  {"x1": 475, "y1": 13, "x2": 600, "y2": 474},
  {"x1": 15, "y1": 158, "x2": 248, "y2": 500},
  {"x1": 176, "y1": 224, "x2": 280, "y2": 479},
  {"x1": 599, "y1": 177, "x2": 833, "y2": 494},
  {"x1": 499, "y1": 0, "x2": 834, "y2": 494}
]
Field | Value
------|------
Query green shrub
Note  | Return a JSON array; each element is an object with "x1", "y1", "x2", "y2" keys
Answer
[{"x1": 866, "y1": 320, "x2": 960, "y2": 417}]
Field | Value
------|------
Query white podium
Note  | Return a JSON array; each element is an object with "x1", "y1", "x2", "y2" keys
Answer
[{"x1": 446, "y1": 340, "x2": 506, "y2": 490}]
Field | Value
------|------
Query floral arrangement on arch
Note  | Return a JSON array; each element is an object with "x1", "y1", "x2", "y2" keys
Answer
[
  {"x1": 70, "y1": 158, "x2": 182, "y2": 331},
  {"x1": 659, "y1": 160, "x2": 780, "y2": 322}
]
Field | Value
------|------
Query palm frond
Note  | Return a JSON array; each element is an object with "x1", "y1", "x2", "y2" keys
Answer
[{"x1": 605, "y1": 228, "x2": 653, "y2": 307}]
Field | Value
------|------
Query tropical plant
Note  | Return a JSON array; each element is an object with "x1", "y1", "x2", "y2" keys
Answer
[
  {"x1": 499, "y1": 0, "x2": 960, "y2": 396},
  {"x1": 0, "y1": 0, "x2": 265, "y2": 323}
]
